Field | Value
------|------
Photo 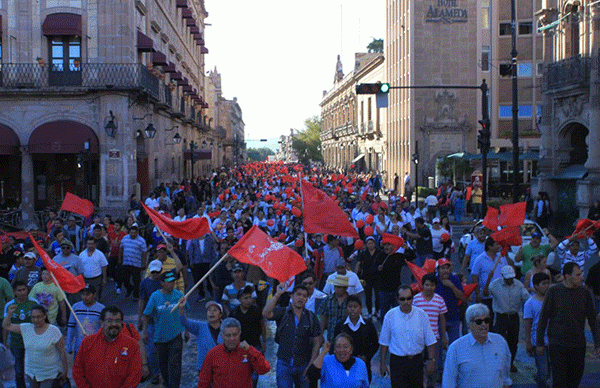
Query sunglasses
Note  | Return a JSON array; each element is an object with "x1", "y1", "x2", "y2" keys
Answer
[
  {"x1": 473, "y1": 317, "x2": 491, "y2": 325},
  {"x1": 398, "y1": 296, "x2": 413, "y2": 302},
  {"x1": 150, "y1": 271, "x2": 161, "y2": 274}
]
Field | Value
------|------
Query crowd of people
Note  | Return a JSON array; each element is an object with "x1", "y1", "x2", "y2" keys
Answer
[{"x1": 0, "y1": 162, "x2": 599, "y2": 388}]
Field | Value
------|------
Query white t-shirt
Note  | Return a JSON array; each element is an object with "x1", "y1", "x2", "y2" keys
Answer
[
  {"x1": 322, "y1": 271, "x2": 364, "y2": 295},
  {"x1": 21, "y1": 323, "x2": 62, "y2": 381},
  {"x1": 426, "y1": 195, "x2": 438, "y2": 207},
  {"x1": 79, "y1": 249, "x2": 108, "y2": 278},
  {"x1": 430, "y1": 227, "x2": 449, "y2": 253}
]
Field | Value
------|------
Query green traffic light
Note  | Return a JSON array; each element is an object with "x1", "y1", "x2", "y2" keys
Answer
[{"x1": 379, "y1": 83, "x2": 390, "y2": 93}]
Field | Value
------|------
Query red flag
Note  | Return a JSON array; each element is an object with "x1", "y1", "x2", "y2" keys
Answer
[
  {"x1": 482, "y1": 207, "x2": 499, "y2": 231},
  {"x1": 29, "y1": 233, "x2": 85, "y2": 293},
  {"x1": 569, "y1": 219, "x2": 596, "y2": 239},
  {"x1": 458, "y1": 283, "x2": 477, "y2": 305},
  {"x1": 406, "y1": 261, "x2": 427, "y2": 286},
  {"x1": 60, "y1": 192, "x2": 94, "y2": 217},
  {"x1": 301, "y1": 180, "x2": 358, "y2": 238},
  {"x1": 142, "y1": 203, "x2": 210, "y2": 240},
  {"x1": 491, "y1": 226, "x2": 522, "y2": 256},
  {"x1": 498, "y1": 202, "x2": 526, "y2": 227},
  {"x1": 227, "y1": 225, "x2": 307, "y2": 282},
  {"x1": 381, "y1": 233, "x2": 405, "y2": 251},
  {"x1": 422, "y1": 259, "x2": 437, "y2": 274}
]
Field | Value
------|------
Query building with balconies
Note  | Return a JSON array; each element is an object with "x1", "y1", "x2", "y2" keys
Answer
[
  {"x1": 534, "y1": 0, "x2": 600, "y2": 234},
  {"x1": 0, "y1": 0, "x2": 216, "y2": 227}
]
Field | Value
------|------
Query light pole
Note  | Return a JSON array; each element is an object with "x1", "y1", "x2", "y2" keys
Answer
[
  {"x1": 189, "y1": 141, "x2": 197, "y2": 180},
  {"x1": 511, "y1": 0, "x2": 520, "y2": 203},
  {"x1": 412, "y1": 140, "x2": 419, "y2": 205}
]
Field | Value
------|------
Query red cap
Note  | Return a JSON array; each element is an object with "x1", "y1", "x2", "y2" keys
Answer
[
  {"x1": 157, "y1": 244, "x2": 167, "y2": 250},
  {"x1": 381, "y1": 233, "x2": 405, "y2": 250},
  {"x1": 436, "y1": 258, "x2": 452, "y2": 268}
]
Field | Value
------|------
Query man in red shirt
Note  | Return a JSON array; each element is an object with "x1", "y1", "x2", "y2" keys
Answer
[
  {"x1": 198, "y1": 317, "x2": 270, "y2": 388},
  {"x1": 72, "y1": 306, "x2": 142, "y2": 388}
]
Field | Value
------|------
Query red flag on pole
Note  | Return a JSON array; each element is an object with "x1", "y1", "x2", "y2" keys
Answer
[
  {"x1": 301, "y1": 180, "x2": 358, "y2": 238},
  {"x1": 29, "y1": 233, "x2": 85, "y2": 293},
  {"x1": 142, "y1": 203, "x2": 211, "y2": 240},
  {"x1": 227, "y1": 225, "x2": 307, "y2": 282},
  {"x1": 458, "y1": 283, "x2": 478, "y2": 305},
  {"x1": 482, "y1": 207, "x2": 499, "y2": 231},
  {"x1": 381, "y1": 233, "x2": 405, "y2": 251},
  {"x1": 491, "y1": 226, "x2": 522, "y2": 256},
  {"x1": 498, "y1": 202, "x2": 526, "y2": 227},
  {"x1": 60, "y1": 192, "x2": 94, "y2": 218},
  {"x1": 569, "y1": 219, "x2": 597, "y2": 239}
]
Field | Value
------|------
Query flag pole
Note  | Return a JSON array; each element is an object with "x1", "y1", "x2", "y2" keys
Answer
[
  {"x1": 298, "y1": 174, "x2": 310, "y2": 262},
  {"x1": 169, "y1": 252, "x2": 229, "y2": 313},
  {"x1": 50, "y1": 272, "x2": 88, "y2": 336}
]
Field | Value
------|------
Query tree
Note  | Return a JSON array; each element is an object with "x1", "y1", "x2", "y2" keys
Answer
[
  {"x1": 292, "y1": 116, "x2": 323, "y2": 165},
  {"x1": 367, "y1": 38, "x2": 383, "y2": 53},
  {"x1": 436, "y1": 157, "x2": 473, "y2": 185},
  {"x1": 246, "y1": 147, "x2": 275, "y2": 162}
]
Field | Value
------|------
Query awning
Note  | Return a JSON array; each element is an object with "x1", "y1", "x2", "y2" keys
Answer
[
  {"x1": 200, "y1": 46, "x2": 209, "y2": 54},
  {"x1": 164, "y1": 61, "x2": 176, "y2": 73},
  {"x1": 28, "y1": 121, "x2": 99, "y2": 154},
  {"x1": 176, "y1": 0, "x2": 188, "y2": 7},
  {"x1": 178, "y1": 77, "x2": 189, "y2": 86},
  {"x1": 551, "y1": 164, "x2": 588, "y2": 180},
  {"x1": 42, "y1": 13, "x2": 82, "y2": 36},
  {"x1": 182, "y1": 9, "x2": 193, "y2": 19},
  {"x1": 184, "y1": 149, "x2": 212, "y2": 160},
  {"x1": 152, "y1": 51, "x2": 168, "y2": 66},
  {"x1": 137, "y1": 30, "x2": 155, "y2": 52},
  {"x1": 186, "y1": 18, "x2": 196, "y2": 27},
  {"x1": 171, "y1": 71, "x2": 183, "y2": 81},
  {"x1": 189, "y1": 26, "x2": 199, "y2": 34},
  {"x1": 351, "y1": 154, "x2": 365, "y2": 163},
  {"x1": 0, "y1": 124, "x2": 20, "y2": 155},
  {"x1": 182, "y1": 85, "x2": 193, "y2": 93},
  {"x1": 446, "y1": 152, "x2": 477, "y2": 160}
]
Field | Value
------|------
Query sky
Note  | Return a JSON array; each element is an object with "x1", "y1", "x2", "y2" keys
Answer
[{"x1": 204, "y1": 0, "x2": 386, "y2": 149}]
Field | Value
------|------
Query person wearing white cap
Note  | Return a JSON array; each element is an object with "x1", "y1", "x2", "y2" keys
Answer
[
  {"x1": 11, "y1": 252, "x2": 40, "y2": 290},
  {"x1": 483, "y1": 261, "x2": 529, "y2": 372},
  {"x1": 429, "y1": 218, "x2": 449, "y2": 260},
  {"x1": 319, "y1": 274, "x2": 350, "y2": 343}
]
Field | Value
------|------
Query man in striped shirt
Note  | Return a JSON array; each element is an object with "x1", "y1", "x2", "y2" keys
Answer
[
  {"x1": 66, "y1": 284, "x2": 105, "y2": 358},
  {"x1": 413, "y1": 273, "x2": 448, "y2": 383}
]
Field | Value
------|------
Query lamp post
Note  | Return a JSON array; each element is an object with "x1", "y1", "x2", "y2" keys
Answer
[
  {"x1": 511, "y1": 0, "x2": 520, "y2": 203},
  {"x1": 84, "y1": 139, "x2": 90, "y2": 201},
  {"x1": 412, "y1": 140, "x2": 419, "y2": 205},
  {"x1": 189, "y1": 141, "x2": 197, "y2": 180}
]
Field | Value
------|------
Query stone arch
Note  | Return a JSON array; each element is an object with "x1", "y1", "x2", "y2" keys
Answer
[{"x1": 558, "y1": 121, "x2": 588, "y2": 166}]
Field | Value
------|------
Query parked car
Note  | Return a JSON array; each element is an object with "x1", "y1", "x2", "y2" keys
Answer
[{"x1": 457, "y1": 219, "x2": 549, "y2": 266}]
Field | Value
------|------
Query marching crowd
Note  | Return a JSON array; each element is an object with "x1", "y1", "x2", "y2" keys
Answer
[{"x1": 0, "y1": 162, "x2": 599, "y2": 388}]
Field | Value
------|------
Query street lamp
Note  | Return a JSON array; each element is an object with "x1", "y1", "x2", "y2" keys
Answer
[
  {"x1": 144, "y1": 123, "x2": 157, "y2": 139},
  {"x1": 173, "y1": 133, "x2": 182, "y2": 144},
  {"x1": 104, "y1": 111, "x2": 118, "y2": 138},
  {"x1": 412, "y1": 140, "x2": 419, "y2": 205}
]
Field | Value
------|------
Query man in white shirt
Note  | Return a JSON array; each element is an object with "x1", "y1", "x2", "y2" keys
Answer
[
  {"x1": 79, "y1": 237, "x2": 108, "y2": 299},
  {"x1": 430, "y1": 218, "x2": 449, "y2": 259},
  {"x1": 379, "y1": 285, "x2": 437, "y2": 388},
  {"x1": 425, "y1": 194, "x2": 438, "y2": 223},
  {"x1": 322, "y1": 263, "x2": 364, "y2": 296},
  {"x1": 299, "y1": 271, "x2": 326, "y2": 313}
]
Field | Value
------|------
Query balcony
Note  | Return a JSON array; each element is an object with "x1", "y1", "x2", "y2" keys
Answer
[
  {"x1": 0, "y1": 63, "x2": 159, "y2": 99},
  {"x1": 544, "y1": 55, "x2": 591, "y2": 92}
]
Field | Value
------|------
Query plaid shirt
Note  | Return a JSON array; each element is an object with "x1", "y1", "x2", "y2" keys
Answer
[{"x1": 318, "y1": 293, "x2": 348, "y2": 342}]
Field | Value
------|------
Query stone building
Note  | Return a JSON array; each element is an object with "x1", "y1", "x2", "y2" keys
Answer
[
  {"x1": 385, "y1": 0, "x2": 479, "y2": 194},
  {"x1": 277, "y1": 129, "x2": 298, "y2": 163},
  {"x1": 321, "y1": 53, "x2": 386, "y2": 172},
  {"x1": 0, "y1": 0, "x2": 223, "y2": 227},
  {"x1": 535, "y1": 0, "x2": 600, "y2": 234}
]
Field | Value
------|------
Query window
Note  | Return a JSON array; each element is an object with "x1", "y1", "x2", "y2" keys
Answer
[
  {"x1": 517, "y1": 63, "x2": 532, "y2": 77},
  {"x1": 519, "y1": 21, "x2": 533, "y2": 35},
  {"x1": 519, "y1": 105, "x2": 532, "y2": 117},
  {"x1": 499, "y1": 105, "x2": 512, "y2": 118},
  {"x1": 537, "y1": 63, "x2": 544, "y2": 76},
  {"x1": 499, "y1": 23, "x2": 512, "y2": 36},
  {"x1": 481, "y1": 0, "x2": 490, "y2": 29},
  {"x1": 50, "y1": 36, "x2": 81, "y2": 71},
  {"x1": 481, "y1": 45, "x2": 490, "y2": 71}
]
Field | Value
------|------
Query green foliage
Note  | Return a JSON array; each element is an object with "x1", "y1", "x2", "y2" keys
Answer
[
  {"x1": 437, "y1": 157, "x2": 473, "y2": 181},
  {"x1": 292, "y1": 116, "x2": 323, "y2": 165},
  {"x1": 246, "y1": 147, "x2": 274, "y2": 162},
  {"x1": 367, "y1": 38, "x2": 383, "y2": 53},
  {"x1": 416, "y1": 187, "x2": 437, "y2": 198}
]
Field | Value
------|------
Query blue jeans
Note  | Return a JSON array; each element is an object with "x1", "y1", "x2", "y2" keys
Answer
[
  {"x1": 10, "y1": 347, "x2": 25, "y2": 388},
  {"x1": 276, "y1": 359, "x2": 308, "y2": 388},
  {"x1": 146, "y1": 324, "x2": 160, "y2": 376},
  {"x1": 534, "y1": 347, "x2": 550, "y2": 388},
  {"x1": 446, "y1": 320, "x2": 461, "y2": 345},
  {"x1": 155, "y1": 335, "x2": 183, "y2": 388},
  {"x1": 379, "y1": 290, "x2": 398, "y2": 321}
]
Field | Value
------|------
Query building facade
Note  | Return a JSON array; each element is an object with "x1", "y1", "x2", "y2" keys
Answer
[
  {"x1": 0, "y1": 0, "x2": 228, "y2": 227},
  {"x1": 385, "y1": 0, "x2": 479, "y2": 194},
  {"x1": 535, "y1": 0, "x2": 600, "y2": 233},
  {"x1": 277, "y1": 129, "x2": 298, "y2": 163},
  {"x1": 320, "y1": 53, "x2": 386, "y2": 172}
]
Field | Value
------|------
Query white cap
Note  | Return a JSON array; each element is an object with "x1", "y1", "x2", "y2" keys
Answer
[
  {"x1": 148, "y1": 260, "x2": 162, "y2": 273},
  {"x1": 501, "y1": 265, "x2": 516, "y2": 279},
  {"x1": 432, "y1": 217, "x2": 440, "y2": 224}
]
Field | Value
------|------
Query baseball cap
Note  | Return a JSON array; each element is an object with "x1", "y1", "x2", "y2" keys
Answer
[
  {"x1": 432, "y1": 217, "x2": 440, "y2": 224},
  {"x1": 13, "y1": 248, "x2": 24, "y2": 257},
  {"x1": 23, "y1": 252, "x2": 36, "y2": 260},
  {"x1": 205, "y1": 300, "x2": 223, "y2": 313},
  {"x1": 130, "y1": 223, "x2": 139, "y2": 229},
  {"x1": 157, "y1": 244, "x2": 167, "y2": 251},
  {"x1": 230, "y1": 263, "x2": 244, "y2": 272},
  {"x1": 236, "y1": 284, "x2": 255, "y2": 299},
  {"x1": 60, "y1": 239, "x2": 73, "y2": 248},
  {"x1": 435, "y1": 258, "x2": 452, "y2": 268},
  {"x1": 148, "y1": 260, "x2": 163, "y2": 273},
  {"x1": 161, "y1": 270, "x2": 178, "y2": 282},
  {"x1": 501, "y1": 265, "x2": 516, "y2": 279},
  {"x1": 531, "y1": 232, "x2": 542, "y2": 239},
  {"x1": 82, "y1": 284, "x2": 96, "y2": 294}
]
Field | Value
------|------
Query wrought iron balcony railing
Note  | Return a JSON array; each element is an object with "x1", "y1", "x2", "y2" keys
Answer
[
  {"x1": 544, "y1": 55, "x2": 591, "y2": 91},
  {"x1": 0, "y1": 63, "x2": 159, "y2": 99}
]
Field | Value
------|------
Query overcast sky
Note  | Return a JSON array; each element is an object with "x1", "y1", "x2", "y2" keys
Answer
[{"x1": 204, "y1": 0, "x2": 385, "y2": 144}]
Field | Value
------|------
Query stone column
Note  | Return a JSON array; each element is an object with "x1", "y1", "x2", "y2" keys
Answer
[{"x1": 20, "y1": 150, "x2": 37, "y2": 229}]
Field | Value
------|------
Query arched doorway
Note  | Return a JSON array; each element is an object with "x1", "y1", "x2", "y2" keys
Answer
[
  {"x1": 0, "y1": 124, "x2": 22, "y2": 208},
  {"x1": 28, "y1": 121, "x2": 99, "y2": 210}
]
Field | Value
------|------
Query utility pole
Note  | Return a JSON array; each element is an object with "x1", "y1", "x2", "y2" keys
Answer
[{"x1": 511, "y1": 0, "x2": 520, "y2": 203}]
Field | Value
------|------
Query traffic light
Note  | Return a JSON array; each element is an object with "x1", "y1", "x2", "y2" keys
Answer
[
  {"x1": 412, "y1": 152, "x2": 419, "y2": 164},
  {"x1": 478, "y1": 119, "x2": 491, "y2": 151},
  {"x1": 356, "y1": 82, "x2": 390, "y2": 95}
]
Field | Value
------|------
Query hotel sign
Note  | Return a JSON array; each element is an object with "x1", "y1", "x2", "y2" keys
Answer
[{"x1": 426, "y1": 0, "x2": 468, "y2": 23}]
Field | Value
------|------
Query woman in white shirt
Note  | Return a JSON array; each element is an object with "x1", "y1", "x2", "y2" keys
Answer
[{"x1": 3, "y1": 304, "x2": 68, "y2": 388}]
